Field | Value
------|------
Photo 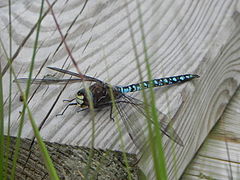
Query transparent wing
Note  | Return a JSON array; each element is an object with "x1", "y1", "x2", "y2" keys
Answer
[
  {"x1": 14, "y1": 67, "x2": 104, "y2": 84},
  {"x1": 47, "y1": 67, "x2": 103, "y2": 83},
  {"x1": 13, "y1": 75, "x2": 84, "y2": 85},
  {"x1": 114, "y1": 94, "x2": 183, "y2": 149},
  {"x1": 113, "y1": 99, "x2": 148, "y2": 152}
]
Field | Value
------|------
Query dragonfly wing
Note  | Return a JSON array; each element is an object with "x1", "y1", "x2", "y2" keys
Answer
[
  {"x1": 113, "y1": 99, "x2": 149, "y2": 152},
  {"x1": 119, "y1": 94, "x2": 184, "y2": 146},
  {"x1": 14, "y1": 67, "x2": 104, "y2": 85},
  {"x1": 47, "y1": 67, "x2": 103, "y2": 83},
  {"x1": 13, "y1": 76, "x2": 84, "y2": 85}
]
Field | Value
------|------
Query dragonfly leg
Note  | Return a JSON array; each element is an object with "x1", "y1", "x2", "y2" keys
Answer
[
  {"x1": 107, "y1": 100, "x2": 136, "y2": 122},
  {"x1": 63, "y1": 98, "x2": 75, "y2": 102},
  {"x1": 109, "y1": 105, "x2": 115, "y2": 122},
  {"x1": 76, "y1": 108, "x2": 89, "y2": 112},
  {"x1": 57, "y1": 103, "x2": 77, "y2": 116}
]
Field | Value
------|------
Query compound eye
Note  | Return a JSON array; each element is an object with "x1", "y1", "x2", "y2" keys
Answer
[
  {"x1": 76, "y1": 91, "x2": 84, "y2": 100},
  {"x1": 77, "y1": 91, "x2": 81, "y2": 96}
]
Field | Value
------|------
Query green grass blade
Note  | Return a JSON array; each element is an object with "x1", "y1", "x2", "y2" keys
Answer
[
  {"x1": 25, "y1": 102, "x2": 59, "y2": 180},
  {"x1": 0, "y1": 60, "x2": 4, "y2": 180},
  {"x1": 135, "y1": 0, "x2": 167, "y2": 179},
  {"x1": 1, "y1": 59, "x2": 60, "y2": 179},
  {"x1": 103, "y1": 56, "x2": 132, "y2": 179},
  {"x1": 10, "y1": 0, "x2": 45, "y2": 178},
  {"x1": 0, "y1": 1, "x2": 60, "y2": 179},
  {"x1": 124, "y1": 1, "x2": 167, "y2": 179},
  {"x1": 110, "y1": 87, "x2": 132, "y2": 180},
  {"x1": 125, "y1": 0, "x2": 168, "y2": 178},
  {"x1": 0, "y1": 0, "x2": 60, "y2": 178},
  {"x1": 3, "y1": 1, "x2": 13, "y2": 179}
]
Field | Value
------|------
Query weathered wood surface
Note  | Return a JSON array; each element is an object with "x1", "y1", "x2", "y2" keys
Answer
[
  {"x1": 1, "y1": 0, "x2": 240, "y2": 179},
  {"x1": 4, "y1": 136, "x2": 139, "y2": 180},
  {"x1": 182, "y1": 87, "x2": 240, "y2": 180}
]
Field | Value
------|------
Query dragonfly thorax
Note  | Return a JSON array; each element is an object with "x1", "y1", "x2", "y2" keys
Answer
[{"x1": 75, "y1": 83, "x2": 121, "y2": 109}]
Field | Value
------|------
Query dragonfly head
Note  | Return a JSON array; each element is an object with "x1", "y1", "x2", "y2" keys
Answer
[{"x1": 75, "y1": 89, "x2": 90, "y2": 108}]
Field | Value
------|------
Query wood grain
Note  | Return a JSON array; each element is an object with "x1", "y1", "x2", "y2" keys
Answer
[
  {"x1": 182, "y1": 86, "x2": 240, "y2": 180},
  {"x1": 4, "y1": 136, "x2": 138, "y2": 180},
  {"x1": 1, "y1": 0, "x2": 240, "y2": 179}
]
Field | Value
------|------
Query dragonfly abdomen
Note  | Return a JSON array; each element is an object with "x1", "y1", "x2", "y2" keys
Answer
[{"x1": 117, "y1": 74, "x2": 199, "y2": 93}]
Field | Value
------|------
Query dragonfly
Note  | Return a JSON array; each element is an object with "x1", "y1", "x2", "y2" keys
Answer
[{"x1": 15, "y1": 67, "x2": 199, "y2": 149}]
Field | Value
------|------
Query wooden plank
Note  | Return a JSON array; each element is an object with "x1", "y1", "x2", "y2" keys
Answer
[
  {"x1": 182, "y1": 86, "x2": 240, "y2": 179},
  {"x1": 1, "y1": 0, "x2": 240, "y2": 179},
  {"x1": 4, "y1": 136, "x2": 139, "y2": 180},
  {"x1": 182, "y1": 155, "x2": 240, "y2": 180}
]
